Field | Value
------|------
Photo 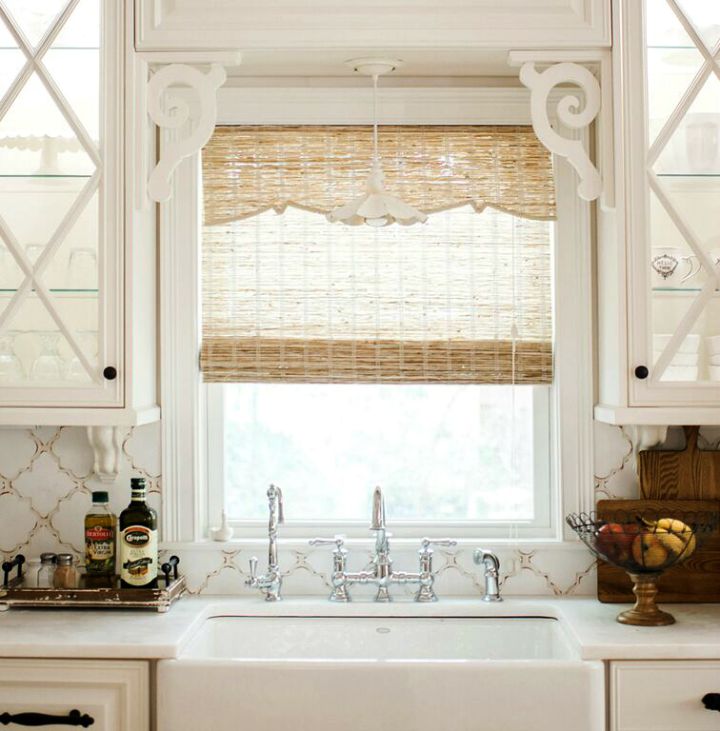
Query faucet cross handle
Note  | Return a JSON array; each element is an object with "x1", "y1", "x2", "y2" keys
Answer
[
  {"x1": 420, "y1": 538, "x2": 458, "y2": 552},
  {"x1": 308, "y1": 535, "x2": 350, "y2": 603},
  {"x1": 309, "y1": 535, "x2": 346, "y2": 550}
]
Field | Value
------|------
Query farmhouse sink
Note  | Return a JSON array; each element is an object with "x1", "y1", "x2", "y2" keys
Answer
[{"x1": 157, "y1": 615, "x2": 604, "y2": 731}]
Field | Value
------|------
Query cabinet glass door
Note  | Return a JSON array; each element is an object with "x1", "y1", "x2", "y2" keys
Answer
[
  {"x1": 638, "y1": 0, "x2": 720, "y2": 403},
  {"x1": 0, "y1": 0, "x2": 121, "y2": 407}
]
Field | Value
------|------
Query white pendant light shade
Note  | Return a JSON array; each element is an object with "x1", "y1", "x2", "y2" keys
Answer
[
  {"x1": 327, "y1": 161, "x2": 428, "y2": 227},
  {"x1": 328, "y1": 58, "x2": 428, "y2": 228}
]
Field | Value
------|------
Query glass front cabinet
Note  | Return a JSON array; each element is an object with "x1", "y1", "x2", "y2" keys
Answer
[
  {"x1": 598, "y1": 0, "x2": 720, "y2": 423},
  {"x1": 0, "y1": 1, "x2": 157, "y2": 424}
]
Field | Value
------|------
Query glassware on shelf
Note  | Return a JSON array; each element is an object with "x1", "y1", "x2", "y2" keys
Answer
[
  {"x1": 24, "y1": 242, "x2": 44, "y2": 265},
  {"x1": 650, "y1": 246, "x2": 699, "y2": 287},
  {"x1": 653, "y1": 333, "x2": 700, "y2": 381},
  {"x1": 67, "y1": 246, "x2": 97, "y2": 290},
  {"x1": 29, "y1": 330, "x2": 65, "y2": 381},
  {"x1": 0, "y1": 329, "x2": 25, "y2": 381},
  {"x1": 708, "y1": 336, "x2": 720, "y2": 381},
  {"x1": 66, "y1": 329, "x2": 97, "y2": 382}
]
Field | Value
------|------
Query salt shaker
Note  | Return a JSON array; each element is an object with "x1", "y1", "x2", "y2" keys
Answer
[{"x1": 36, "y1": 553, "x2": 57, "y2": 588}]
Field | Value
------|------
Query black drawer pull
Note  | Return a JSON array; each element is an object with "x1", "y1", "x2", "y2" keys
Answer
[
  {"x1": 703, "y1": 693, "x2": 720, "y2": 712},
  {"x1": 0, "y1": 710, "x2": 94, "y2": 727}
]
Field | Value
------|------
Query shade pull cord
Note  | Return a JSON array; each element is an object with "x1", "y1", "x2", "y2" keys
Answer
[{"x1": 372, "y1": 73, "x2": 379, "y2": 164}]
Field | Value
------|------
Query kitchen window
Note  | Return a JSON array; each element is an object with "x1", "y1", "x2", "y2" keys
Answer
[{"x1": 159, "y1": 87, "x2": 593, "y2": 543}]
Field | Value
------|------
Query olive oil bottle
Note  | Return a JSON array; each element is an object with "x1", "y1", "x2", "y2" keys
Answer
[
  {"x1": 84, "y1": 491, "x2": 116, "y2": 576},
  {"x1": 119, "y1": 478, "x2": 158, "y2": 589}
]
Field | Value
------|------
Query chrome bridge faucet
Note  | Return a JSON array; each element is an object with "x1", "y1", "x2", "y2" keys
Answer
[
  {"x1": 311, "y1": 486, "x2": 456, "y2": 602},
  {"x1": 246, "y1": 484, "x2": 284, "y2": 601}
]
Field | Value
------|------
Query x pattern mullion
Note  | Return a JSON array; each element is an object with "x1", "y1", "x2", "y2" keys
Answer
[
  {"x1": 647, "y1": 2, "x2": 720, "y2": 167},
  {"x1": 0, "y1": 188, "x2": 99, "y2": 383},
  {"x1": 666, "y1": 0, "x2": 720, "y2": 72},
  {"x1": 0, "y1": 0, "x2": 100, "y2": 167},
  {"x1": 0, "y1": 171, "x2": 101, "y2": 330},
  {"x1": 0, "y1": 0, "x2": 78, "y2": 124}
]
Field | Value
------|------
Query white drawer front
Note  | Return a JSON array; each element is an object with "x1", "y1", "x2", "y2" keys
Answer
[
  {"x1": 612, "y1": 661, "x2": 720, "y2": 731},
  {"x1": 0, "y1": 660, "x2": 148, "y2": 731}
]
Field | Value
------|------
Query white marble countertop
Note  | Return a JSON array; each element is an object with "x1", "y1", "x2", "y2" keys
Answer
[{"x1": 0, "y1": 596, "x2": 718, "y2": 661}]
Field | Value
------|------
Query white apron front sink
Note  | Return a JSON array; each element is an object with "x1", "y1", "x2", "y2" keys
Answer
[{"x1": 157, "y1": 616, "x2": 604, "y2": 731}]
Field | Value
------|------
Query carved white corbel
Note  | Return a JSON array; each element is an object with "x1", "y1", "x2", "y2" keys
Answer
[
  {"x1": 140, "y1": 52, "x2": 241, "y2": 204},
  {"x1": 146, "y1": 63, "x2": 226, "y2": 202},
  {"x1": 86, "y1": 426, "x2": 122, "y2": 484},
  {"x1": 508, "y1": 51, "x2": 613, "y2": 209}
]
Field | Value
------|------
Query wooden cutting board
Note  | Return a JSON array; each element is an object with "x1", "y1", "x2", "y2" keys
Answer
[
  {"x1": 638, "y1": 426, "x2": 720, "y2": 500},
  {"x1": 596, "y1": 498, "x2": 720, "y2": 603}
]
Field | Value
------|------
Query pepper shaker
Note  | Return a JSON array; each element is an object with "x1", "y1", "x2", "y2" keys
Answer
[{"x1": 53, "y1": 554, "x2": 78, "y2": 589}]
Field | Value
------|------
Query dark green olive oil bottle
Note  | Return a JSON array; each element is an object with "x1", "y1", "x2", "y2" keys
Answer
[{"x1": 119, "y1": 478, "x2": 158, "y2": 589}]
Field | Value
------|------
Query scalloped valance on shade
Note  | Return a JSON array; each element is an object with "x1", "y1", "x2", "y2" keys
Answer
[{"x1": 202, "y1": 125, "x2": 557, "y2": 226}]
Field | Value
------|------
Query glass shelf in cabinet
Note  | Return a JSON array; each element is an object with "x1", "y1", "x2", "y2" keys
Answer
[
  {"x1": 0, "y1": 45, "x2": 100, "y2": 50},
  {"x1": 646, "y1": 44, "x2": 697, "y2": 50},
  {"x1": 651, "y1": 286, "x2": 704, "y2": 293},
  {"x1": 655, "y1": 173, "x2": 720, "y2": 178},
  {"x1": 0, "y1": 289, "x2": 99, "y2": 295},
  {"x1": 0, "y1": 174, "x2": 94, "y2": 179}
]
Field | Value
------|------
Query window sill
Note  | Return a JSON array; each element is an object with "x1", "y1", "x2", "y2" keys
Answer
[{"x1": 160, "y1": 537, "x2": 589, "y2": 552}]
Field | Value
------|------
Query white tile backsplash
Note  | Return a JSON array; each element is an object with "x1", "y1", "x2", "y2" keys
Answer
[{"x1": 1, "y1": 421, "x2": 717, "y2": 597}]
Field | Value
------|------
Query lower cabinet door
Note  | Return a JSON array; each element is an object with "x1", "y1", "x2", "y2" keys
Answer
[
  {"x1": 0, "y1": 659, "x2": 148, "y2": 731},
  {"x1": 611, "y1": 661, "x2": 720, "y2": 731}
]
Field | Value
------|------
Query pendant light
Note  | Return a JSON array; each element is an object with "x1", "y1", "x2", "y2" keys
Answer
[{"x1": 327, "y1": 58, "x2": 428, "y2": 228}]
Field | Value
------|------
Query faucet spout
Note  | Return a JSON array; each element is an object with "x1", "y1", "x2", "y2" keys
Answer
[
  {"x1": 247, "y1": 484, "x2": 284, "y2": 602},
  {"x1": 267, "y1": 484, "x2": 283, "y2": 568},
  {"x1": 370, "y1": 486, "x2": 385, "y2": 531}
]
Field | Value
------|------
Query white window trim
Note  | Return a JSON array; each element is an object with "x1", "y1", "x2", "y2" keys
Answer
[{"x1": 159, "y1": 84, "x2": 594, "y2": 546}]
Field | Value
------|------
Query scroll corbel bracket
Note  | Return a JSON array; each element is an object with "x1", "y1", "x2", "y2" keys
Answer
[
  {"x1": 509, "y1": 52, "x2": 613, "y2": 208},
  {"x1": 86, "y1": 426, "x2": 122, "y2": 484},
  {"x1": 143, "y1": 56, "x2": 237, "y2": 203}
]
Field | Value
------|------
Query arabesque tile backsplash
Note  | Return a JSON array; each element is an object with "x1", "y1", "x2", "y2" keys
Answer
[{"x1": 1, "y1": 423, "x2": 719, "y2": 598}]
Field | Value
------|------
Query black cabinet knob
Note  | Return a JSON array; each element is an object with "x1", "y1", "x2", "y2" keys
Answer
[
  {"x1": 702, "y1": 693, "x2": 720, "y2": 712},
  {"x1": 634, "y1": 365, "x2": 649, "y2": 379},
  {"x1": 102, "y1": 366, "x2": 117, "y2": 381}
]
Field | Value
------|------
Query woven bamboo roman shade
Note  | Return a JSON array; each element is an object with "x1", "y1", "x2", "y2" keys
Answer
[
  {"x1": 201, "y1": 125, "x2": 555, "y2": 385},
  {"x1": 204, "y1": 125, "x2": 556, "y2": 224}
]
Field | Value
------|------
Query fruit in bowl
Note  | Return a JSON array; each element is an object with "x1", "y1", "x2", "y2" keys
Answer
[
  {"x1": 596, "y1": 522, "x2": 640, "y2": 563},
  {"x1": 631, "y1": 517, "x2": 696, "y2": 569}
]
